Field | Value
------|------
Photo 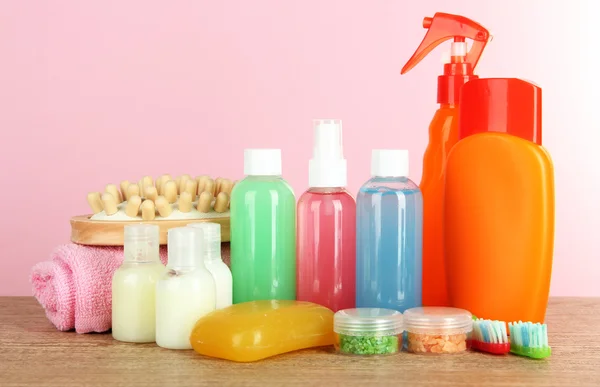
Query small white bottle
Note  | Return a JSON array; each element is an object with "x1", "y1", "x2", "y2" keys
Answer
[
  {"x1": 156, "y1": 227, "x2": 216, "y2": 349},
  {"x1": 188, "y1": 222, "x2": 232, "y2": 309},
  {"x1": 112, "y1": 224, "x2": 165, "y2": 343}
]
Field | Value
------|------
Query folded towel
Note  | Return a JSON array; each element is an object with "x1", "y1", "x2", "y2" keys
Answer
[
  {"x1": 31, "y1": 242, "x2": 232, "y2": 333},
  {"x1": 30, "y1": 244, "x2": 168, "y2": 333},
  {"x1": 31, "y1": 241, "x2": 232, "y2": 333}
]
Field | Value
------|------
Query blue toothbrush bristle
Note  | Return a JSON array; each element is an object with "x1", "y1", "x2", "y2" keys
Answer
[
  {"x1": 509, "y1": 321, "x2": 549, "y2": 349},
  {"x1": 473, "y1": 318, "x2": 508, "y2": 344}
]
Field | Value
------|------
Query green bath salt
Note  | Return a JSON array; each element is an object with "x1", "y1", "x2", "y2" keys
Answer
[
  {"x1": 338, "y1": 333, "x2": 400, "y2": 355},
  {"x1": 333, "y1": 308, "x2": 404, "y2": 356}
]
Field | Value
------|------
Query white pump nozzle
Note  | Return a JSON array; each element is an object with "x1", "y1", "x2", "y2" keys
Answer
[
  {"x1": 451, "y1": 41, "x2": 467, "y2": 57},
  {"x1": 442, "y1": 42, "x2": 468, "y2": 64},
  {"x1": 308, "y1": 119, "x2": 347, "y2": 187}
]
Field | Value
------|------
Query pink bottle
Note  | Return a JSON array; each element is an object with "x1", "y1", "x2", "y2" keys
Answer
[{"x1": 297, "y1": 119, "x2": 356, "y2": 312}]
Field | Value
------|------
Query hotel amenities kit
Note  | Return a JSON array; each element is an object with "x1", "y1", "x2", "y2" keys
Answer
[{"x1": 31, "y1": 12, "x2": 554, "y2": 362}]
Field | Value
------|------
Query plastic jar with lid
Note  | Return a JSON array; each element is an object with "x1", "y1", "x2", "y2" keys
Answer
[
  {"x1": 333, "y1": 308, "x2": 403, "y2": 356},
  {"x1": 404, "y1": 307, "x2": 473, "y2": 354}
]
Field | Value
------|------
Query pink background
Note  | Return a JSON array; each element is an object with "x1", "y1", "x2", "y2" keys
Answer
[{"x1": 0, "y1": 1, "x2": 598, "y2": 296}]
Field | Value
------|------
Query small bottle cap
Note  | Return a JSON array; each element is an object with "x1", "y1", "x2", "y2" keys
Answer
[
  {"x1": 334, "y1": 308, "x2": 403, "y2": 336},
  {"x1": 404, "y1": 307, "x2": 473, "y2": 334},
  {"x1": 308, "y1": 119, "x2": 347, "y2": 187},
  {"x1": 244, "y1": 149, "x2": 282, "y2": 176},
  {"x1": 371, "y1": 149, "x2": 409, "y2": 177},
  {"x1": 459, "y1": 78, "x2": 542, "y2": 145},
  {"x1": 167, "y1": 227, "x2": 205, "y2": 269},
  {"x1": 123, "y1": 224, "x2": 160, "y2": 262},
  {"x1": 187, "y1": 222, "x2": 221, "y2": 262}
]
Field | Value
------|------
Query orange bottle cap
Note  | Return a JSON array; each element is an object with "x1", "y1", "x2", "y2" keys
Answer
[{"x1": 458, "y1": 78, "x2": 542, "y2": 145}]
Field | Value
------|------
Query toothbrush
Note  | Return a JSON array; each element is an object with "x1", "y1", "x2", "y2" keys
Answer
[
  {"x1": 471, "y1": 318, "x2": 510, "y2": 355},
  {"x1": 508, "y1": 321, "x2": 552, "y2": 359}
]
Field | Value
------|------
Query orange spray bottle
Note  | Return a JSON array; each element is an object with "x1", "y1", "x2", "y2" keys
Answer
[
  {"x1": 401, "y1": 13, "x2": 491, "y2": 306},
  {"x1": 444, "y1": 79, "x2": 554, "y2": 324}
]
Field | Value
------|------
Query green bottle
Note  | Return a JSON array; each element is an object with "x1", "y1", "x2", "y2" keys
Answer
[{"x1": 231, "y1": 149, "x2": 296, "y2": 303}]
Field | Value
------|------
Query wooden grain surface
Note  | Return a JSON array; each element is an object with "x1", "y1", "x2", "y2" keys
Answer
[
  {"x1": 1, "y1": 297, "x2": 599, "y2": 386},
  {"x1": 70, "y1": 214, "x2": 230, "y2": 246}
]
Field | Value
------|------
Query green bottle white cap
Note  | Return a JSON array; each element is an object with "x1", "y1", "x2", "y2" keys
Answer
[{"x1": 244, "y1": 149, "x2": 282, "y2": 176}]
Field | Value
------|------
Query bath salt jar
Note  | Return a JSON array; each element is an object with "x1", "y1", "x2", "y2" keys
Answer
[
  {"x1": 333, "y1": 308, "x2": 403, "y2": 356},
  {"x1": 404, "y1": 307, "x2": 473, "y2": 354}
]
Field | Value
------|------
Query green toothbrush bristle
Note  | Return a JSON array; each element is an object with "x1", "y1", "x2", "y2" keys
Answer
[{"x1": 508, "y1": 321, "x2": 551, "y2": 359}]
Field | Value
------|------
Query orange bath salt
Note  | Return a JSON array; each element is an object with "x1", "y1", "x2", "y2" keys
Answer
[
  {"x1": 404, "y1": 307, "x2": 473, "y2": 355},
  {"x1": 407, "y1": 332, "x2": 468, "y2": 354}
]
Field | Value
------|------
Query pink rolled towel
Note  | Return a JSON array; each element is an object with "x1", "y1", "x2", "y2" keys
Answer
[
  {"x1": 30, "y1": 243, "x2": 168, "y2": 333},
  {"x1": 30, "y1": 242, "x2": 231, "y2": 334}
]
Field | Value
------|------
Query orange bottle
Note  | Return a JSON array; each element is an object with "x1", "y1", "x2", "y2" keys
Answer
[
  {"x1": 401, "y1": 13, "x2": 491, "y2": 306},
  {"x1": 444, "y1": 78, "x2": 554, "y2": 324}
]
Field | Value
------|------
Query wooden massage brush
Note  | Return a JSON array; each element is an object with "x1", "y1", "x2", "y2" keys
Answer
[{"x1": 71, "y1": 174, "x2": 236, "y2": 246}]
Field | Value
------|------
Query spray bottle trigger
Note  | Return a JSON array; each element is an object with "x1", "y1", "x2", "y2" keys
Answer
[
  {"x1": 401, "y1": 12, "x2": 491, "y2": 75},
  {"x1": 423, "y1": 17, "x2": 433, "y2": 29}
]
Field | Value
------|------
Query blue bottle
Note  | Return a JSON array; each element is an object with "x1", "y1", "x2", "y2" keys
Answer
[{"x1": 356, "y1": 149, "x2": 423, "y2": 312}]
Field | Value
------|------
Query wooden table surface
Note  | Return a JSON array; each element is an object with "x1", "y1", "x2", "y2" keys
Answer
[{"x1": 1, "y1": 297, "x2": 599, "y2": 386}]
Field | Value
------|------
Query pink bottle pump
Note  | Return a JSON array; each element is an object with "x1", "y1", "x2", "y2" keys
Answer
[
  {"x1": 296, "y1": 119, "x2": 356, "y2": 312},
  {"x1": 308, "y1": 119, "x2": 347, "y2": 187}
]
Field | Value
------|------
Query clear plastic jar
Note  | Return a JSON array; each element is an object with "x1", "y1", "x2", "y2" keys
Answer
[
  {"x1": 333, "y1": 308, "x2": 403, "y2": 356},
  {"x1": 404, "y1": 307, "x2": 473, "y2": 354}
]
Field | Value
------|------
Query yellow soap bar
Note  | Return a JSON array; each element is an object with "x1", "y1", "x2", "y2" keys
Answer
[{"x1": 190, "y1": 300, "x2": 334, "y2": 362}]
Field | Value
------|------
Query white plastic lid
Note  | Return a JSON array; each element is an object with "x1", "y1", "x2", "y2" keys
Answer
[
  {"x1": 334, "y1": 308, "x2": 403, "y2": 336},
  {"x1": 123, "y1": 224, "x2": 160, "y2": 263},
  {"x1": 371, "y1": 149, "x2": 409, "y2": 177},
  {"x1": 308, "y1": 119, "x2": 347, "y2": 187},
  {"x1": 187, "y1": 222, "x2": 221, "y2": 262},
  {"x1": 404, "y1": 307, "x2": 473, "y2": 334},
  {"x1": 167, "y1": 227, "x2": 205, "y2": 269},
  {"x1": 244, "y1": 149, "x2": 282, "y2": 176}
]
